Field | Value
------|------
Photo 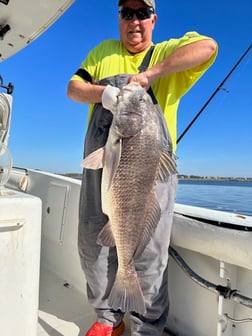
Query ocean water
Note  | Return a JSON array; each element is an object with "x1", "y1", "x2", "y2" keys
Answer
[{"x1": 176, "y1": 180, "x2": 252, "y2": 217}]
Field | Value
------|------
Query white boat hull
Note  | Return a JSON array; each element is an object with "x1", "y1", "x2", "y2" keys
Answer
[
  {"x1": 4, "y1": 168, "x2": 252, "y2": 336},
  {"x1": 0, "y1": 188, "x2": 42, "y2": 335}
]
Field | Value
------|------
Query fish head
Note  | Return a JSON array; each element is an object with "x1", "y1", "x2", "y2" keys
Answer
[{"x1": 112, "y1": 83, "x2": 153, "y2": 137}]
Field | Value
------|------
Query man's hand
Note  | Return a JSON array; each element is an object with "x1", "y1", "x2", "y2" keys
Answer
[
  {"x1": 128, "y1": 72, "x2": 150, "y2": 89},
  {"x1": 101, "y1": 85, "x2": 120, "y2": 113}
]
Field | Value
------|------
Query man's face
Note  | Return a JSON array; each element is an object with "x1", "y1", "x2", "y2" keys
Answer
[{"x1": 119, "y1": 0, "x2": 157, "y2": 54}]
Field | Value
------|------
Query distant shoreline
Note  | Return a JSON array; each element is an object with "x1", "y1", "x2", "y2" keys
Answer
[
  {"x1": 62, "y1": 173, "x2": 252, "y2": 182},
  {"x1": 178, "y1": 175, "x2": 252, "y2": 182}
]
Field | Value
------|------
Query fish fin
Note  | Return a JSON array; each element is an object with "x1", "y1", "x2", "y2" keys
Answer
[
  {"x1": 109, "y1": 264, "x2": 146, "y2": 314},
  {"x1": 134, "y1": 197, "x2": 161, "y2": 258},
  {"x1": 157, "y1": 151, "x2": 177, "y2": 182},
  {"x1": 80, "y1": 147, "x2": 105, "y2": 169},
  {"x1": 104, "y1": 137, "x2": 122, "y2": 191},
  {"x1": 97, "y1": 222, "x2": 116, "y2": 247}
]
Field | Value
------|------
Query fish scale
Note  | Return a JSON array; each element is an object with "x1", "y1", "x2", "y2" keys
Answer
[{"x1": 103, "y1": 113, "x2": 165, "y2": 314}]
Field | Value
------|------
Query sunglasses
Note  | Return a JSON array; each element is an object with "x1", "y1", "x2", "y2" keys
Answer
[{"x1": 119, "y1": 7, "x2": 155, "y2": 21}]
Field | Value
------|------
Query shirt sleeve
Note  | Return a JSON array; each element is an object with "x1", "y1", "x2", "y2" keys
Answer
[{"x1": 152, "y1": 31, "x2": 218, "y2": 98}]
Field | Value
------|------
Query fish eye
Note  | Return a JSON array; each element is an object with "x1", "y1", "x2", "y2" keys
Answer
[{"x1": 138, "y1": 97, "x2": 146, "y2": 103}]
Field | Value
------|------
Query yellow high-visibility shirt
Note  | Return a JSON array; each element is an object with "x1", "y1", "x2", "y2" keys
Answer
[{"x1": 71, "y1": 31, "x2": 217, "y2": 151}]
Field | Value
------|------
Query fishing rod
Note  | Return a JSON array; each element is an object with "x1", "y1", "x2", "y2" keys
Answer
[{"x1": 177, "y1": 44, "x2": 252, "y2": 144}]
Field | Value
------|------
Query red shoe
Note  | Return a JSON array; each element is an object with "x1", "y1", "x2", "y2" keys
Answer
[{"x1": 85, "y1": 321, "x2": 125, "y2": 336}]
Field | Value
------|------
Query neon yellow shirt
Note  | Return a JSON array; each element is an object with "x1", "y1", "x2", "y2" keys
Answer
[{"x1": 71, "y1": 31, "x2": 217, "y2": 151}]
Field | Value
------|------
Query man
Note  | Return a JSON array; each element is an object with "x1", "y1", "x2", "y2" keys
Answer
[{"x1": 67, "y1": 1, "x2": 217, "y2": 335}]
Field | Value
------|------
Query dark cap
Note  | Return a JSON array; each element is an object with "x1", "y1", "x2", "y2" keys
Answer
[{"x1": 118, "y1": 0, "x2": 156, "y2": 10}]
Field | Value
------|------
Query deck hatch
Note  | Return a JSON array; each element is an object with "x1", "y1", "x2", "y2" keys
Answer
[{"x1": 43, "y1": 182, "x2": 70, "y2": 243}]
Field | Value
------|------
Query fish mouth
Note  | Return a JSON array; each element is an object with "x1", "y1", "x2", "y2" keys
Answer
[{"x1": 119, "y1": 110, "x2": 142, "y2": 117}]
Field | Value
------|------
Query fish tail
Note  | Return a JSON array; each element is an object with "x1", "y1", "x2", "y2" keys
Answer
[{"x1": 108, "y1": 266, "x2": 146, "y2": 314}]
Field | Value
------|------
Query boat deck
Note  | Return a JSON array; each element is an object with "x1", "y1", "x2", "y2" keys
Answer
[{"x1": 38, "y1": 267, "x2": 171, "y2": 336}]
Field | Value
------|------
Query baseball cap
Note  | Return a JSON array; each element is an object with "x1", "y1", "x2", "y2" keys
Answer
[{"x1": 118, "y1": 0, "x2": 156, "y2": 10}]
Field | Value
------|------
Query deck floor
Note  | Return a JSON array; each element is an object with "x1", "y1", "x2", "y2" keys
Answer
[{"x1": 38, "y1": 268, "x2": 171, "y2": 336}]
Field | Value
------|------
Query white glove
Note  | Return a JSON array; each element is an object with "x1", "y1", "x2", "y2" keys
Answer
[{"x1": 101, "y1": 85, "x2": 120, "y2": 113}]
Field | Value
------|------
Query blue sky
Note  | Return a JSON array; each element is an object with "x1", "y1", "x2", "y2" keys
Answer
[{"x1": 1, "y1": 0, "x2": 252, "y2": 177}]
